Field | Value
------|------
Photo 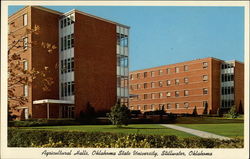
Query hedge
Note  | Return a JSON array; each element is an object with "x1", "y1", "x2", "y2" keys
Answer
[{"x1": 8, "y1": 128, "x2": 243, "y2": 148}]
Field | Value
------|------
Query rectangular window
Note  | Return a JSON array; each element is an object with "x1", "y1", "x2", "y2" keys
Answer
[
  {"x1": 144, "y1": 72, "x2": 147, "y2": 78},
  {"x1": 61, "y1": 83, "x2": 64, "y2": 97},
  {"x1": 23, "y1": 85, "x2": 28, "y2": 97},
  {"x1": 167, "y1": 68, "x2": 171, "y2": 74},
  {"x1": 159, "y1": 81, "x2": 163, "y2": 87},
  {"x1": 151, "y1": 82, "x2": 155, "y2": 88},
  {"x1": 151, "y1": 93, "x2": 155, "y2": 99},
  {"x1": 184, "y1": 90, "x2": 189, "y2": 96},
  {"x1": 72, "y1": 81, "x2": 75, "y2": 95},
  {"x1": 143, "y1": 83, "x2": 147, "y2": 89},
  {"x1": 61, "y1": 60, "x2": 64, "y2": 74},
  {"x1": 23, "y1": 60, "x2": 28, "y2": 71},
  {"x1": 64, "y1": 18, "x2": 66, "y2": 27},
  {"x1": 175, "y1": 103, "x2": 179, "y2": 109},
  {"x1": 61, "y1": 37, "x2": 63, "y2": 51},
  {"x1": 64, "y1": 59, "x2": 67, "y2": 73},
  {"x1": 203, "y1": 75, "x2": 208, "y2": 81},
  {"x1": 167, "y1": 80, "x2": 171, "y2": 86},
  {"x1": 143, "y1": 105, "x2": 147, "y2": 110},
  {"x1": 137, "y1": 73, "x2": 140, "y2": 79},
  {"x1": 67, "y1": 17, "x2": 70, "y2": 25},
  {"x1": 184, "y1": 102, "x2": 189, "y2": 108},
  {"x1": 175, "y1": 67, "x2": 179, "y2": 73},
  {"x1": 137, "y1": 105, "x2": 140, "y2": 110},
  {"x1": 71, "y1": 34, "x2": 74, "y2": 47},
  {"x1": 159, "y1": 69, "x2": 163, "y2": 75},
  {"x1": 23, "y1": 37, "x2": 28, "y2": 49},
  {"x1": 203, "y1": 88, "x2": 208, "y2": 95},
  {"x1": 60, "y1": 20, "x2": 63, "y2": 28},
  {"x1": 175, "y1": 79, "x2": 179, "y2": 85},
  {"x1": 67, "y1": 35, "x2": 71, "y2": 49},
  {"x1": 64, "y1": 82, "x2": 67, "y2": 96},
  {"x1": 23, "y1": 14, "x2": 27, "y2": 26},
  {"x1": 67, "y1": 59, "x2": 71, "y2": 72},
  {"x1": 68, "y1": 82, "x2": 71, "y2": 96},
  {"x1": 203, "y1": 62, "x2": 208, "y2": 68},
  {"x1": 159, "y1": 92, "x2": 163, "y2": 98},
  {"x1": 151, "y1": 71, "x2": 155, "y2": 77},
  {"x1": 175, "y1": 91, "x2": 179, "y2": 97},
  {"x1": 203, "y1": 101, "x2": 208, "y2": 107},
  {"x1": 184, "y1": 77, "x2": 188, "y2": 84},
  {"x1": 151, "y1": 104, "x2": 154, "y2": 110},
  {"x1": 184, "y1": 65, "x2": 188, "y2": 71},
  {"x1": 71, "y1": 58, "x2": 74, "y2": 71},
  {"x1": 64, "y1": 36, "x2": 67, "y2": 50},
  {"x1": 166, "y1": 92, "x2": 171, "y2": 97},
  {"x1": 144, "y1": 94, "x2": 148, "y2": 99},
  {"x1": 130, "y1": 74, "x2": 133, "y2": 80},
  {"x1": 167, "y1": 104, "x2": 171, "y2": 109}
]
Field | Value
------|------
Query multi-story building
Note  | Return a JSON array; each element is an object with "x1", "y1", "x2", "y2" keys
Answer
[
  {"x1": 8, "y1": 6, "x2": 129, "y2": 120},
  {"x1": 129, "y1": 57, "x2": 244, "y2": 115}
]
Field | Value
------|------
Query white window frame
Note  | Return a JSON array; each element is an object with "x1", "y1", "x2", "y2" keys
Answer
[{"x1": 23, "y1": 14, "x2": 27, "y2": 26}]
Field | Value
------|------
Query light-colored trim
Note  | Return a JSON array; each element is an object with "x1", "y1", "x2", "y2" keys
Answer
[{"x1": 33, "y1": 99, "x2": 74, "y2": 104}]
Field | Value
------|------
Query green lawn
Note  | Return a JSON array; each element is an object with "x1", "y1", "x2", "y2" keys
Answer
[
  {"x1": 176, "y1": 123, "x2": 244, "y2": 137},
  {"x1": 20, "y1": 124, "x2": 194, "y2": 137},
  {"x1": 174, "y1": 116, "x2": 244, "y2": 124}
]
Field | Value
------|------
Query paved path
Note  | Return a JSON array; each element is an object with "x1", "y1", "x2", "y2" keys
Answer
[{"x1": 161, "y1": 124, "x2": 231, "y2": 140}]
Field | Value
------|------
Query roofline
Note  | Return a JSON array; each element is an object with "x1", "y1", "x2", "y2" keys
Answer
[
  {"x1": 63, "y1": 9, "x2": 130, "y2": 28},
  {"x1": 130, "y1": 57, "x2": 226, "y2": 73},
  {"x1": 225, "y1": 60, "x2": 244, "y2": 64},
  {"x1": 8, "y1": 6, "x2": 29, "y2": 20}
]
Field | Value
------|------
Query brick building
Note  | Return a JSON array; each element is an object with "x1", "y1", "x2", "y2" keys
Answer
[
  {"x1": 129, "y1": 57, "x2": 244, "y2": 115},
  {"x1": 8, "y1": 6, "x2": 129, "y2": 119}
]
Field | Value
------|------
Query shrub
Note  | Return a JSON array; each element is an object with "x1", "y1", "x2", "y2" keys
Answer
[
  {"x1": 107, "y1": 103, "x2": 130, "y2": 128},
  {"x1": 8, "y1": 128, "x2": 243, "y2": 148},
  {"x1": 228, "y1": 105, "x2": 239, "y2": 119},
  {"x1": 78, "y1": 102, "x2": 96, "y2": 124},
  {"x1": 192, "y1": 106, "x2": 198, "y2": 117}
]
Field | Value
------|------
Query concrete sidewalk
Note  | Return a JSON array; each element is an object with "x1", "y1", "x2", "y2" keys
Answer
[{"x1": 161, "y1": 124, "x2": 231, "y2": 140}]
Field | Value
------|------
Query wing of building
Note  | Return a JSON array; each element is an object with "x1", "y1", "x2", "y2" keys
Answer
[
  {"x1": 8, "y1": 6, "x2": 129, "y2": 120},
  {"x1": 129, "y1": 57, "x2": 244, "y2": 115}
]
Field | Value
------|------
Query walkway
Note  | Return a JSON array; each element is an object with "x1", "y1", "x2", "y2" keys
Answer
[{"x1": 161, "y1": 124, "x2": 230, "y2": 140}]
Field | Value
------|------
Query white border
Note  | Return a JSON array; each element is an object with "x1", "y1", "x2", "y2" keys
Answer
[{"x1": 1, "y1": 1, "x2": 249, "y2": 159}]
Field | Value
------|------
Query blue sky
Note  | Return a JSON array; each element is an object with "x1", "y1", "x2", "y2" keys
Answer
[{"x1": 9, "y1": 6, "x2": 244, "y2": 71}]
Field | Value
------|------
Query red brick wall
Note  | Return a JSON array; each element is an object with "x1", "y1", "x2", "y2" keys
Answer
[
  {"x1": 129, "y1": 57, "x2": 220, "y2": 115},
  {"x1": 234, "y1": 61, "x2": 244, "y2": 112},
  {"x1": 74, "y1": 12, "x2": 117, "y2": 117}
]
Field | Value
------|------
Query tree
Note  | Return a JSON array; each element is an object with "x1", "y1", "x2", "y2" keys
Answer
[
  {"x1": 192, "y1": 106, "x2": 198, "y2": 117},
  {"x1": 107, "y1": 103, "x2": 130, "y2": 128},
  {"x1": 8, "y1": 23, "x2": 57, "y2": 119},
  {"x1": 203, "y1": 102, "x2": 208, "y2": 115},
  {"x1": 78, "y1": 102, "x2": 96, "y2": 124},
  {"x1": 228, "y1": 105, "x2": 239, "y2": 119},
  {"x1": 238, "y1": 100, "x2": 244, "y2": 114}
]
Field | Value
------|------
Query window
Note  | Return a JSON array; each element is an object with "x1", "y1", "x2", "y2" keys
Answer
[
  {"x1": 175, "y1": 103, "x2": 179, "y2": 109},
  {"x1": 130, "y1": 74, "x2": 134, "y2": 80},
  {"x1": 61, "y1": 83, "x2": 64, "y2": 97},
  {"x1": 64, "y1": 36, "x2": 67, "y2": 50},
  {"x1": 137, "y1": 73, "x2": 140, "y2": 79},
  {"x1": 203, "y1": 62, "x2": 208, "y2": 68},
  {"x1": 136, "y1": 84, "x2": 140, "y2": 89},
  {"x1": 184, "y1": 77, "x2": 188, "y2": 84},
  {"x1": 175, "y1": 79, "x2": 179, "y2": 85},
  {"x1": 151, "y1": 82, "x2": 155, "y2": 88},
  {"x1": 71, "y1": 34, "x2": 74, "y2": 47},
  {"x1": 184, "y1": 102, "x2": 189, "y2": 108},
  {"x1": 61, "y1": 37, "x2": 63, "y2": 51},
  {"x1": 143, "y1": 83, "x2": 147, "y2": 89},
  {"x1": 23, "y1": 85, "x2": 28, "y2": 97},
  {"x1": 23, "y1": 14, "x2": 27, "y2": 26},
  {"x1": 137, "y1": 105, "x2": 140, "y2": 110},
  {"x1": 203, "y1": 75, "x2": 208, "y2": 81},
  {"x1": 23, "y1": 37, "x2": 28, "y2": 49},
  {"x1": 71, "y1": 58, "x2": 74, "y2": 71},
  {"x1": 159, "y1": 92, "x2": 163, "y2": 98},
  {"x1": 203, "y1": 101, "x2": 208, "y2": 107},
  {"x1": 67, "y1": 35, "x2": 71, "y2": 49},
  {"x1": 64, "y1": 18, "x2": 67, "y2": 27},
  {"x1": 60, "y1": 20, "x2": 63, "y2": 28},
  {"x1": 23, "y1": 60, "x2": 28, "y2": 70},
  {"x1": 159, "y1": 69, "x2": 163, "y2": 75},
  {"x1": 151, "y1": 93, "x2": 155, "y2": 99},
  {"x1": 151, "y1": 71, "x2": 155, "y2": 77},
  {"x1": 67, "y1": 82, "x2": 71, "y2": 95},
  {"x1": 144, "y1": 72, "x2": 147, "y2": 78},
  {"x1": 166, "y1": 80, "x2": 171, "y2": 86},
  {"x1": 203, "y1": 88, "x2": 208, "y2": 95},
  {"x1": 67, "y1": 59, "x2": 71, "y2": 72},
  {"x1": 144, "y1": 94, "x2": 147, "y2": 99},
  {"x1": 61, "y1": 81, "x2": 75, "y2": 97},
  {"x1": 166, "y1": 92, "x2": 171, "y2": 97},
  {"x1": 159, "y1": 104, "x2": 165, "y2": 110},
  {"x1": 71, "y1": 81, "x2": 75, "y2": 95},
  {"x1": 143, "y1": 105, "x2": 147, "y2": 110},
  {"x1": 167, "y1": 104, "x2": 171, "y2": 109},
  {"x1": 184, "y1": 90, "x2": 189, "y2": 96},
  {"x1": 166, "y1": 68, "x2": 171, "y2": 74},
  {"x1": 159, "y1": 81, "x2": 163, "y2": 87},
  {"x1": 175, "y1": 91, "x2": 179, "y2": 97},
  {"x1": 151, "y1": 104, "x2": 154, "y2": 110},
  {"x1": 175, "y1": 67, "x2": 179, "y2": 73},
  {"x1": 184, "y1": 65, "x2": 188, "y2": 71}
]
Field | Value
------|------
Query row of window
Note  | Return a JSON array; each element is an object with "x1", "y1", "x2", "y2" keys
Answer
[
  {"x1": 61, "y1": 58, "x2": 74, "y2": 74},
  {"x1": 23, "y1": 85, "x2": 28, "y2": 97},
  {"x1": 221, "y1": 74, "x2": 234, "y2": 82},
  {"x1": 23, "y1": 37, "x2": 28, "y2": 50},
  {"x1": 130, "y1": 62, "x2": 208, "y2": 80},
  {"x1": 117, "y1": 33, "x2": 128, "y2": 47},
  {"x1": 60, "y1": 16, "x2": 74, "y2": 29},
  {"x1": 61, "y1": 81, "x2": 75, "y2": 97},
  {"x1": 221, "y1": 63, "x2": 234, "y2": 69},
  {"x1": 60, "y1": 34, "x2": 74, "y2": 51},
  {"x1": 130, "y1": 75, "x2": 208, "y2": 90},
  {"x1": 221, "y1": 86, "x2": 234, "y2": 95},
  {"x1": 133, "y1": 88, "x2": 208, "y2": 100}
]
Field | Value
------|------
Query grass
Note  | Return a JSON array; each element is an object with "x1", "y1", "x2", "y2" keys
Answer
[
  {"x1": 176, "y1": 123, "x2": 244, "y2": 137},
  {"x1": 174, "y1": 116, "x2": 244, "y2": 124},
  {"x1": 20, "y1": 124, "x2": 194, "y2": 137}
]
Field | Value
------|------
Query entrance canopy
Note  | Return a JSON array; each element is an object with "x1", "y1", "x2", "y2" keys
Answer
[{"x1": 33, "y1": 99, "x2": 74, "y2": 119}]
